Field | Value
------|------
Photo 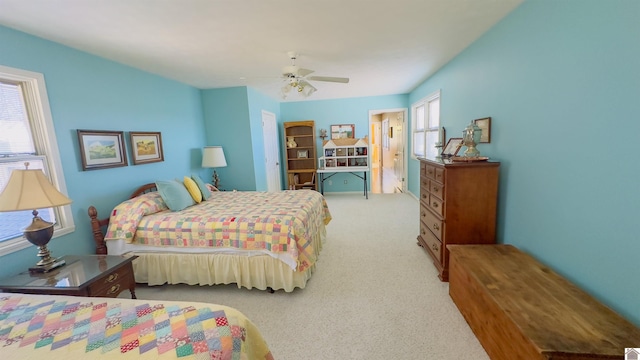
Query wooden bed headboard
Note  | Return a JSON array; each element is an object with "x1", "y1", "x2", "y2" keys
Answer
[{"x1": 88, "y1": 183, "x2": 157, "y2": 254}]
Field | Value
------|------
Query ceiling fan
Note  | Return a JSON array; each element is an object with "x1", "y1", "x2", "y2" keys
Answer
[{"x1": 281, "y1": 51, "x2": 349, "y2": 98}]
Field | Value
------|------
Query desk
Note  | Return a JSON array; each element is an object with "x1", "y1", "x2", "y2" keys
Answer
[{"x1": 317, "y1": 168, "x2": 369, "y2": 199}]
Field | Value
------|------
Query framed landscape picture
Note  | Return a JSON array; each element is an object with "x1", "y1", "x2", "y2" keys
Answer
[
  {"x1": 129, "y1": 131, "x2": 164, "y2": 165},
  {"x1": 77, "y1": 130, "x2": 127, "y2": 171}
]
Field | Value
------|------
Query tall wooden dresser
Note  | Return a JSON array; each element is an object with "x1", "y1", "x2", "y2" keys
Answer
[{"x1": 417, "y1": 157, "x2": 500, "y2": 281}]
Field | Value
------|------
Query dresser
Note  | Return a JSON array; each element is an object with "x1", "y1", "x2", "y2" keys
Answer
[{"x1": 417, "y1": 157, "x2": 500, "y2": 281}]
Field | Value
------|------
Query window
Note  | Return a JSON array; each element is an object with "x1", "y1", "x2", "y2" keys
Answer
[
  {"x1": 411, "y1": 91, "x2": 440, "y2": 159},
  {"x1": 0, "y1": 65, "x2": 74, "y2": 256}
]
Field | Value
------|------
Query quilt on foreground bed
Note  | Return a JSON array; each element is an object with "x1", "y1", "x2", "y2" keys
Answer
[
  {"x1": 0, "y1": 293, "x2": 273, "y2": 360},
  {"x1": 104, "y1": 190, "x2": 331, "y2": 272}
]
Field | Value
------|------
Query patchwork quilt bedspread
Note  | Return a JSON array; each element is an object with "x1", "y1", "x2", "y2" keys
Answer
[
  {"x1": 0, "y1": 293, "x2": 273, "y2": 360},
  {"x1": 105, "y1": 190, "x2": 331, "y2": 272}
]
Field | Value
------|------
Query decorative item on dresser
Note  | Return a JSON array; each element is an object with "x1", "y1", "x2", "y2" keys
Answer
[
  {"x1": 417, "y1": 156, "x2": 500, "y2": 281},
  {"x1": 284, "y1": 120, "x2": 318, "y2": 190}
]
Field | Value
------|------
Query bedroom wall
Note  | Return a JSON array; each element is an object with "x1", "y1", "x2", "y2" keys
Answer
[
  {"x1": 280, "y1": 95, "x2": 408, "y2": 192},
  {"x1": 200, "y1": 87, "x2": 279, "y2": 191},
  {"x1": 0, "y1": 25, "x2": 205, "y2": 278},
  {"x1": 407, "y1": 0, "x2": 640, "y2": 325}
]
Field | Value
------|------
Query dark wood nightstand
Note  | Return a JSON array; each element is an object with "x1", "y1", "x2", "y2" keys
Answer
[{"x1": 0, "y1": 255, "x2": 138, "y2": 298}]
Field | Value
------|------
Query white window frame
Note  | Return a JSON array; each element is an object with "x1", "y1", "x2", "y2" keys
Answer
[
  {"x1": 0, "y1": 65, "x2": 74, "y2": 256},
  {"x1": 411, "y1": 90, "x2": 440, "y2": 159}
]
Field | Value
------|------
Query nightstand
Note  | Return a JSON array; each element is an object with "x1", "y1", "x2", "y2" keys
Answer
[{"x1": 0, "y1": 255, "x2": 138, "y2": 298}]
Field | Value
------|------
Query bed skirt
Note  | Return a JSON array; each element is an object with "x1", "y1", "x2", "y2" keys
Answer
[{"x1": 131, "y1": 227, "x2": 325, "y2": 292}]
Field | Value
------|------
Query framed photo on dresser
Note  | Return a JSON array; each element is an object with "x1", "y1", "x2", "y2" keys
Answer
[{"x1": 442, "y1": 137, "x2": 463, "y2": 157}]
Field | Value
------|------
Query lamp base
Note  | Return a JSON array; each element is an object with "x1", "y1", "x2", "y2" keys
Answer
[{"x1": 29, "y1": 258, "x2": 66, "y2": 273}]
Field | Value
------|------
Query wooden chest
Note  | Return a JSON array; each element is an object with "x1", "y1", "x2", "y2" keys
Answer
[{"x1": 449, "y1": 244, "x2": 640, "y2": 360}]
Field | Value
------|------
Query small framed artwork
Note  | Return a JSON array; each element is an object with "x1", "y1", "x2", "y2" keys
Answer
[
  {"x1": 297, "y1": 149, "x2": 309, "y2": 158},
  {"x1": 77, "y1": 130, "x2": 127, "y2": 171},
  {"x1": 442, "y1": 137, "x2": 463, "y2": 157},
  {"x1": 130, "y1": 131, "x2": 164, "y2": 165},
  {"x1": 330, "y1": 124, "x2": 355, "y2": 139},
  {"x1": 474, "y1": 117, "x2": 491, "y2": 143}
]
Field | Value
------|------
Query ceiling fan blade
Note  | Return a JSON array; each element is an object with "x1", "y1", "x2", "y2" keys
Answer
[
  {"x1": 297, "y1": 68, "x2": 314, "y2": 77},
  {"x1": 307, "y1": 76, "x2": 349, "y2": 84}
]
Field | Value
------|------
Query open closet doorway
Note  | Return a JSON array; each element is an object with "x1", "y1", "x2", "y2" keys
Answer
[{"x1": 369, "y1": 108, "x2": 408, "y2": 194}]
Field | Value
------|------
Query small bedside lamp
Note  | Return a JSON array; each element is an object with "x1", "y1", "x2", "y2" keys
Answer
[
  {"x1": 202, "y1": 146, "x2": 227, "y2": 189},
  {"x1": 0, "y1": 163, "x2": 72, "y2": 272}
]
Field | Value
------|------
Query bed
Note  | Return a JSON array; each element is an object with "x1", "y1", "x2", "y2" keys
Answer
[
  {"x1": 88, "y1": 183, "x2": 331, "y2": 292},
  {"x1": 0, "y1": 292, "x2": 273, "y2": 359}
]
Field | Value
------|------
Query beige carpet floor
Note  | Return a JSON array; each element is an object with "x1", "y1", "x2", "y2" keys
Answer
[{"x1": 129, "y1": 193, "x2": 489, "y2": 360}]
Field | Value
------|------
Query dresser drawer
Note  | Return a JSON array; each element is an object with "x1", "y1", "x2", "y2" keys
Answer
[
  {"x1": 430, "y1": 182, "x2": 444, "y2": 201},
  {"x1": 434, "y1": 167, "x2": 445, "y2": 184},
  {"x1": 419, "y1": 187, "x2": 429, "y2": 204},
  {"x1": 423, "y1": 208, "x2": 443, "y2": 240},
  {"x1": 420, "y1": 176, "x2": 429, "y2": 190},
  {"x1": 425, "y1": 164, "x2": 436, "y2": 179},
  {"x1": 428, "y1": 195, "x2": 444, "y2": 217},
  {"x1": 422, "y1": 226, "x2": 442, "y2": 263},
  {"x1": 88, "y1": 265, "x2": 132, "y2": 298}
]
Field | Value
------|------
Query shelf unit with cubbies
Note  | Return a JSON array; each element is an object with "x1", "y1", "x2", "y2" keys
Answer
[
  {"x1": 283, "y1": 120, "x2": 318, "y2": 190},
  {"x1": 318, "y1": 138, "x2": 369, "y2": 170}
]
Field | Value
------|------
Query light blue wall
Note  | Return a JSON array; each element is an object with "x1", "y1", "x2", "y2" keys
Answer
[
  {"x1": 281, "y1": 95, "x2": 408, "y2": 192},
  {"x1": 247, "y1": 87, "x2": 281, "y2": 191},
  {"x1": 0, "y1": 26, "x2": 205, "y2": 277},
  {"x1": 409, "y1": 0, "x2": 640, "y2": 325},
  {"x1": 201, "y1": 87, "x2": 256, "y2": 191}
]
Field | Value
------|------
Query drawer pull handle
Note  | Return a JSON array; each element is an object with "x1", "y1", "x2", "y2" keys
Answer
[
  {"x1": 421, "y1": 194, "x2": 427, "y2": 199},
  {"x1": 106, "y1": 273, "x2": 119, "y2": 283},
  {"x1": 433, "y1": 188, "x2": 439, "y2": 193},
  {"x1": 421, "y1": 211, "x2": 425, "y2": 217},
  {"x1": 432, "y1": 202, "x2": 438, "y2": 208},
  {"x1": 421, "y1": 230, "x2": 426, "y2": 235},
  {"x1": 433, "y1": 224, "x2": 439, "y2": 231},
  {"x1": 432, "y1": 244, "x2": 439, "y2": 251},
  {"x1": 107, "y1": 284, "x2": 121, "y2": 294}
]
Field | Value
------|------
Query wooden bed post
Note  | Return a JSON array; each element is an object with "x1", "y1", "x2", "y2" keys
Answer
[{"x1": 88, "y1": 206, "x2": 108, "y2": 255}]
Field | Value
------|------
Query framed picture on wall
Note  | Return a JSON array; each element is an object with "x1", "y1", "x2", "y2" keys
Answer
[
  {"x1": 330, "y1": 124, "x2": 355, "y2": 139},
  {"x1": 129, "y1": 131, "x2": 164, "y2": 165},
  {"x1": 77, "y1": 129, "x2": 127, "y2": 171},
  {"x1": 474, "y1": 117, "x2": 491, "y2": 143}
]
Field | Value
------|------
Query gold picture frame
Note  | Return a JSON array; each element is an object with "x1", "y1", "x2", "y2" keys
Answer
[{"x1": 129, "y1": 131, "x2": 164, "y2": 165}]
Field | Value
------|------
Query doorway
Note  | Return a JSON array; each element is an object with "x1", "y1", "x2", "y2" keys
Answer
[{"x1": 369, "y1": 108, "x2": 408, "y2": 194}]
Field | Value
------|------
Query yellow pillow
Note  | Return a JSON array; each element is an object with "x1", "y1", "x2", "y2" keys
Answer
[{"x1": 183, "y1": 176, "x2": 203, "y2": 203}]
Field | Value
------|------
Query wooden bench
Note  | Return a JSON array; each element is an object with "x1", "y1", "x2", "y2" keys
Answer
[{"x1": 448, "y1": 244, "x2": 640, "y2": 360}]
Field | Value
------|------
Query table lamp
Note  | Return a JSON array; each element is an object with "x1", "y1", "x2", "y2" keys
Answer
[
  {"x1": 202, "y1": 146, "x2": 227, "y2": 189},
  {"x1": 0, "y1": 163, "x2": 72, "y2": 272}
]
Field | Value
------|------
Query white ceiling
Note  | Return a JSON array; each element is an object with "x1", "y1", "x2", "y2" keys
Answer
[{"x1": 0, "y1": 0, "x2": 522, "y2": 102}]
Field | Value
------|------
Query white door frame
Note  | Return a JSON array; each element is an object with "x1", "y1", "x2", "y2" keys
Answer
[{"x1": 368, "y1": 108, "x2": 408, "y2": 193}]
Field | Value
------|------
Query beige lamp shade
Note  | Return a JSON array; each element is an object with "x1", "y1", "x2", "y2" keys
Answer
[
  {"x1": 202, "y1": 146, "x2": 227, "y2": 168},
  {"x1": 0, "y1": 169, "x2": 72, "y2": 212}
]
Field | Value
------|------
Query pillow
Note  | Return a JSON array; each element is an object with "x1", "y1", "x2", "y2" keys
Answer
[
  {"x1": 155, "y1": 179, "x2": 195, "y2": 211},
  {"x1": 183, "y1": 176, "x2": 203, "y2": 203},
  {"x1": 191, "y1": 174, "x2": 212, "y2": 200}
]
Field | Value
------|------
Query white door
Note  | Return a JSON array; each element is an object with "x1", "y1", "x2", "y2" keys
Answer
[
  {"x1": 262, "y1": 111, "x2": 282, "y2": 191},
  {"x1": 393, "y1": 112, "x2": 404, "y2": 192}
]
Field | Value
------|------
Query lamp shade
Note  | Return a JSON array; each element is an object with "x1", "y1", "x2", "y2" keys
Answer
[
  {"x1": 202, "y1": 146, "x2": 227, "y2": 168},
  {"x1": 0, "y1": 169, "x2": 72, "y2": 212}
]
